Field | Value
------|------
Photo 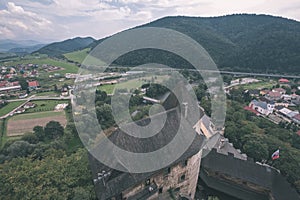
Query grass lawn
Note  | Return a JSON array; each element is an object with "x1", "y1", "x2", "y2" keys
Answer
[
  {"x1": 64, "y1": 48, "x2": 90, "y2": 63},
  {"x1": 243, "y1": 81, "x2": 276, "y2": 90},
  {"x1": 64, "y1": 48, "x2": 107, "y2": 66},
  {"x1": 25, "y1": 100, "x2": 69, "y2": 113},
  {"x1": 97, "y1": 75, "x2": 169, "y2": 94},
  {"x1": 11, "y1": 111, "x2": 65, "y2": 120},
  {"x1": 0, "y1": 101, "x2": 26, "y2": 117},
  {"x1": 35, "y1": 91, "x2": 60, "y2": 97},
  {"x1": 98, "y1": 84, "x2": 116, "y2": 94}
]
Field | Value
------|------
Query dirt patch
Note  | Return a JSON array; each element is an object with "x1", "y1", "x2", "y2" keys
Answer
[{"x1": 7, "y1": 114, "x2": 67, "y2": 136}]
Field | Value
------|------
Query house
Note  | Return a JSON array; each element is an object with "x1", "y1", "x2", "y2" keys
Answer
[
  {"x1": 28, "y1": 81, "x2": 39, "y2": 90},
  {"x1": 89, "y1": 92, "x2": 212, "y2": 200},
  {"x1": 278, "y1": 78, "x2": 290, "y2": 84},
  {"x1": 260, "y1": 89, "x2": 270, "y2": 96},
  {"x1": 272, "y1": 88, "x2": 286, "y2": 94},
  {"x1": 244, "y1": 106, "x2": 260, "y2": 115},
  {"x1": 249, "y1": 100, "x2": 275, "y2": 115},
  {"x1": 292, "y1": 114, "x2": 300, "y2": 125},
  {"x1": 14, "y1": 107, "x2": 25, "y2": 114},
  {"x1": 266, "y1": 91, "x2": 282, "y2": 101},
  {"x1": 246, "y1": 89, "x2": 260, "y2": 97},
  {"x1": 19, "y1": 93, "x2": 28, "y2": 98},
  {"x1": 282, "y1": 94, "x2": 292, "y2": 101},
  {"x1": 24, "y1": 102, "x2": 36, "y2": 109},
  {"x1": 0, "y1": 85, "x2": 22, "y2": 94},
  {"x1": 278, "y1": 108, "x2": 299, "y2": 119}
]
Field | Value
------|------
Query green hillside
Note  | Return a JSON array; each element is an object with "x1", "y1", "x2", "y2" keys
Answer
[
  {"x1": 90, "y1": 14, "x2": 300, "y2": 74},
  {"x1": 36, "y1": 37, "x2": 95, "y2": 57}
]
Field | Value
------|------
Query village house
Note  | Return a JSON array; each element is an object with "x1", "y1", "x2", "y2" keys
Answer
[
  {"x1": 278, "y1": 78, "x2": 290, "y2": 84},
  {"x1": 14, "y1": 107, "x2": 25, "y2": 114},
  {"x1": 260, "y1": 89, "x2": 270, "y2": 96},
  {"x1": 278, "y1": 108, "x2": 299, "y2": 119},
  {"x1": 266, "y1": 91, "x2": 282, "y2": 101},
  {"x1": 293, "y1": 114, "x2": 300, "y2": 125},
  {"x1": 24, "y1": 102, "x2": 36, "y2": 109},
  {"x1": 249, "y1": 100, "x2": 275, "y2": 116},
  {"x1": 272, "y1": 88, "x2": 286, "y2": 94},
  {"x1": 28, "y1": 80, "x2": 39, "y2": 90},
  {"x1": 0, "y1": 81, "x2": 22, "y2": 94}
]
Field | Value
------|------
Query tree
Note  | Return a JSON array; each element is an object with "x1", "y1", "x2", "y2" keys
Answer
[
  {"x1": 17, "y1": 77, "x2": 28, "y2": 90},
  {"x1": 96, "y1": 104, "x2": 114, "y2": 129},
  {"x1": 21, "y1": 133, "x2": 39, "y2": 144},
  {"x1": 6, "y1": 141, "x2": 35, "y2": 158},
  {"x1": 33, "y1": 126, "x2": 45, "y2": 141},
  {"x1": 44, "y1": 121, "x2": 64, "y2": 140},
  {"x1": 243, "y1": 139, "x2": 269, "y2": 161}
]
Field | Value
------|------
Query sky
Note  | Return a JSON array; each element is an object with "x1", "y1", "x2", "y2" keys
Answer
[{"x1": 0, "y1": 0, "x2": 299, "y2": 42}]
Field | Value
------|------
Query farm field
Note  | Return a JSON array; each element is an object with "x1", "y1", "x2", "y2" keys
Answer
[
  {"x1": 7, "y1": 111, "x2": 67, "y2": 136},
  {"x1": 0, "y1": 101, "x2": 26, "y2": 117}
]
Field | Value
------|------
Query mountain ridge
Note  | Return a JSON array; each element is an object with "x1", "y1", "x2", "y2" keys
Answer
[{"x1": 37, "y1": 14, "x2": 300, "y2": 73}]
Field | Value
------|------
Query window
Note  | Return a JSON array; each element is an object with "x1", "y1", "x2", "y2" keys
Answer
[
  {"x1": 145, "y1": 179, "x2": 150, "y2": 186},
  {"x1": 184, "y1": 160, "x2": 188, "y2": 166},
  {"x1": 181, "y1": 174, "x2": 186, "y2": 181},
  {"x1": 159, "y1": 187, "x2": 163, "y2": 194},
  {"x1": 167, "y1": 167, "x2": 171, "y2": 174}
]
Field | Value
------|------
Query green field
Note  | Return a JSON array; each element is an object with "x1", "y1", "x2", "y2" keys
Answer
[
  {"x1": 64, "y1": 48, "x2": 106, "y2": 66},
  {"x1": 35, "y1": 91, "x2": 60, "y2": 97},
  {"x1": 11, "y1": 111, "x2": 65, "y2": 120},
  {"x1": 2, "y1": 57, "x2": 78, "y2": 74},
  {"x1": 243, "y1": 81, "x2": 276, "y2": 90},
  {"x1": 0, "y1": 101, "x2": 26, "y2": 117},
  {"x1": 64, "y1": 48, "x2": 90, "y2": 63},
  {"x1": 25, "y1": 100, "x2": 69, "y2": 113},
  {"x1": 98, "y1": 75, "x2": 169, "y2": 94}
]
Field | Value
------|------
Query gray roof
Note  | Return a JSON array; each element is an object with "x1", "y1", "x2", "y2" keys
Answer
[
  {"x1": 89, "y1": 92, "x2": 205, "y2": 199},
  {"x1": 252, "y1": 100, "x2": 268, "y2": 109},
  {"x1": 201, "y1": 148, "x2": 300, "y2": 200}
]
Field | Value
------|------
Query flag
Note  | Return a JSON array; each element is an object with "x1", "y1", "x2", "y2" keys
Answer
[{"x1": 271, "y1": 149, "x2": 280, "y2": 160}]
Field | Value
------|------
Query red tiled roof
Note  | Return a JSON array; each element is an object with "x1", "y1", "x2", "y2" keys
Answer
[
  {"x1": 273, "y1": 88, "x2": 286, "y2": 93},
  {"x1": 268, "y1": 91, "x2": 281, "y2": 98},
  {"x1": 244, "y1": 106, "x2": 259, "y2": 115},
  {"x1": 279, "y1": 78, "x2": 289, "y2": 83},
  {"x1": 28, "y1": 81, "x2": 39, "y2": 87},
  {"x1": 294, "y1": 114, "x2": 300, "y2": 121}
]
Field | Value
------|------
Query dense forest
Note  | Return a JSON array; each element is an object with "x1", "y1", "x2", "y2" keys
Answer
[{"x1": 89, "y1": 14, "x2": 300, "y2": 74}]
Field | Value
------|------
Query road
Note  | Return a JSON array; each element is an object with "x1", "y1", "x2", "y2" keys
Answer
[
  {"x1": 114, "y1": 66, "x2": 300, "y2": 79},
  {"x1": 0, "y1": 94, "x2": 72, "y2": 119}
]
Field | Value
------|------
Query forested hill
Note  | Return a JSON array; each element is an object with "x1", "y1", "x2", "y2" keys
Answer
[
  {"x1": 36, "y1": 37, "x2": 95, "y2": 57},
  {"x1": 90, "y1": 14, "x2": 300, "y2": 74}
]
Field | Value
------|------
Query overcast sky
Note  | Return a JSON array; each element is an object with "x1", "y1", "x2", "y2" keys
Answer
[{"x1": 0, "y1": 0, "x2": 299, "y2": 42}]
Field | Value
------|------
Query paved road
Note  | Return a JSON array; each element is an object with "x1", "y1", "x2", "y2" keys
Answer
[
  {"x1": 114, "y1": 66, "x2": 300, "y2": 79},
  {"x1": 1, "y1": 95, "x2": 72, "y2": 119}
]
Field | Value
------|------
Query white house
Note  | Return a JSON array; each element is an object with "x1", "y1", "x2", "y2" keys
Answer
[{"x1": 249, "y1": 100, "x2": 275, "y2": 116}]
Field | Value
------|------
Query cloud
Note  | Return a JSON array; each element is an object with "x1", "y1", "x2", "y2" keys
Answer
[
  {"x1": 1, "y1": 0, "x2": 299, "y2": 41},
  {"x1": 0, "y1": 2, "x2": 53, "y2": 39}
]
